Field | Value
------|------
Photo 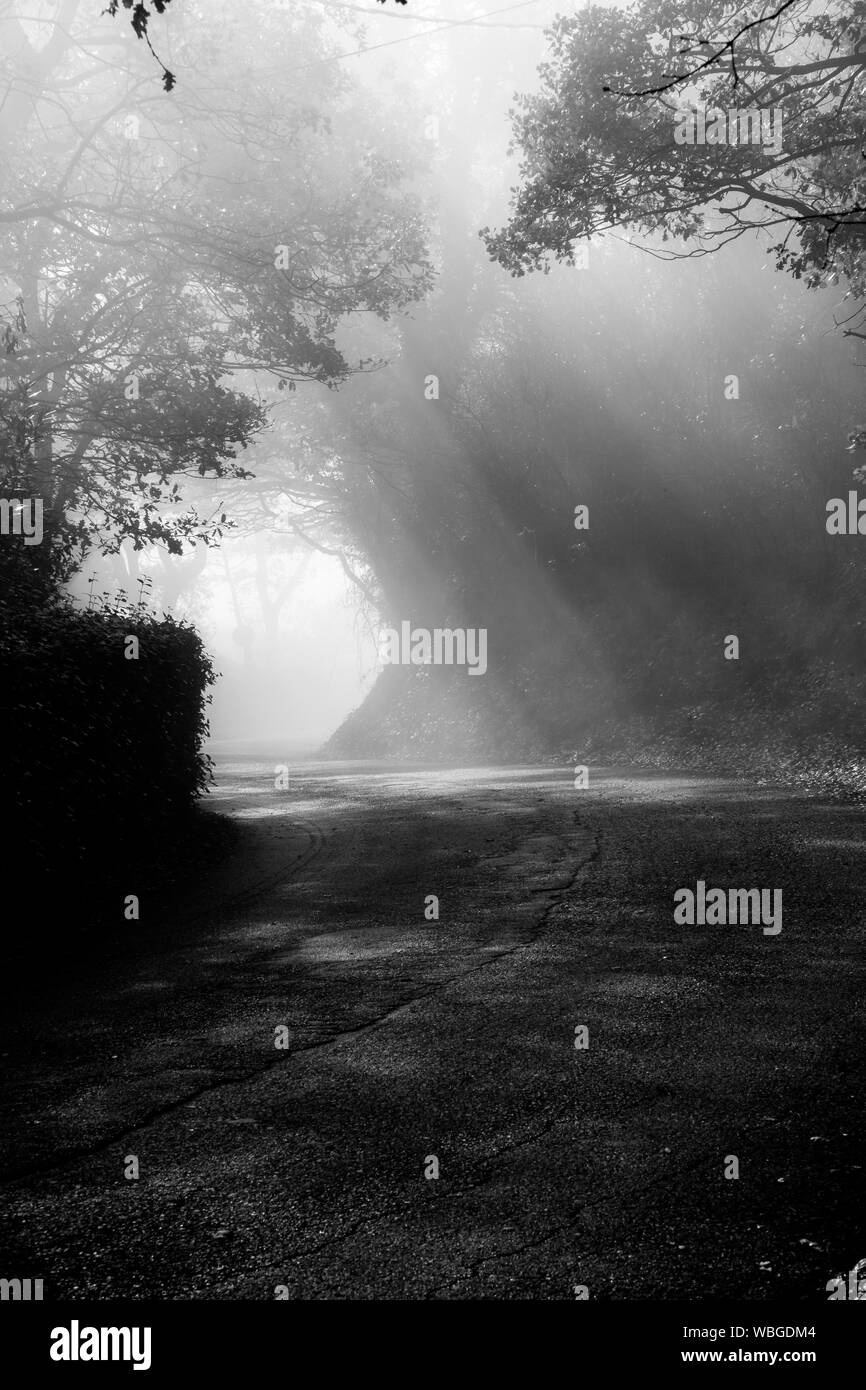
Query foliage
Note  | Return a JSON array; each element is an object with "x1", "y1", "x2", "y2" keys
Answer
[
  {"x1": 482, "y1": 1, "x2": 866, "y2": 336},
  {"x1": 0, "y1": 0, "x2": 430, "y2": 582},
  {"x1": 106, "y1": 0, "x2": 176, "y2": 89},
  {"x1": 1, "y1": 575, "x2": 216, "y2": 874}
]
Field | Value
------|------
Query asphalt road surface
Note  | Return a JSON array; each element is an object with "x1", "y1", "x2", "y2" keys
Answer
[{"x1": 2, "y1": 759, "x2": 865, "y2": 1300}]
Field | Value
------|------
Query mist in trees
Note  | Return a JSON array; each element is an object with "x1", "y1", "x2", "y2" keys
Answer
[{"x1": 2, "y1": 0, "x2": 864, "y2": 788}]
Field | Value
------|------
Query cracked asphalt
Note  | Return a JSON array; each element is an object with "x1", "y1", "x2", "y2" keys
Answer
[{"x1": 1, "y1": 759, "x2": 865, "y2": 1300}]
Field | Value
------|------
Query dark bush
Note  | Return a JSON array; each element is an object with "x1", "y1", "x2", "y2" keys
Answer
[{"x1": 1, "y1": 578, "x2": 216, "y2": 882}]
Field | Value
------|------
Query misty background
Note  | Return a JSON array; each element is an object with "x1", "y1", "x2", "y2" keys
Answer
[
  {"x1": 4, "y1": 0, "x2": 865, "y2": 774},
  {"x1": 4, "y1": 0, "x2": 866, "y2": 1310}
]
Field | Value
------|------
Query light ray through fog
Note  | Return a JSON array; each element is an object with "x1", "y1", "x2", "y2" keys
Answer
[{"x1": 3, "y1": 0, "x2": 865, "y2": 1325}]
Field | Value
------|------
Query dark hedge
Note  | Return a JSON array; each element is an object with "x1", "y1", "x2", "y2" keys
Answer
[{"x1": 1, "y1": 582, "x2": 216, "y2": 878}]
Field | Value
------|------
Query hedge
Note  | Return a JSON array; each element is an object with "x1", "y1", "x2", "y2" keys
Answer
[{"x1": 1, "y1": 585, "x2": 216, "y2": 876}]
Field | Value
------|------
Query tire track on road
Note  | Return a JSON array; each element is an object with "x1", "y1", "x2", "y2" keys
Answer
[
  {"x1": 0, "y1": 808, "x2": 598, "y2": 1190},
  {"x1": 0, "y1": 817, "x2": 330, "y2": 1187}
]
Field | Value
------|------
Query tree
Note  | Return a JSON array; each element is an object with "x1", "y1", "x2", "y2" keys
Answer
[
  {"x1": 101, "y1": 0, "x2": 413, "y2": 90},
  {"x1": 106, "y1": 0, "x2": 177, "y2": 90},
  {"x1": 482, "y1": 1, "x2": 866, "y2": 335},
  {"x1": 0, "y1": 0, "x2": 429, "y2": 583}
]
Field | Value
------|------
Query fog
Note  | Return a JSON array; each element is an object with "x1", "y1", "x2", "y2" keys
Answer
[
  {"x1": 66, "y1": 540, "x2": 376, "y2": 748},
  {"x1": 4, "y1": 0, "x2": 866, "y2": 1316},
  {"x1": 17, "y1": 0, "x2": 858, "y2": 770},
  {"x1": 56, "y1": 0, "x2": 569, "y2": 752}
]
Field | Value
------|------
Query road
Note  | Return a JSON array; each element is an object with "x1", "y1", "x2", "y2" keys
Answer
[{"x1": 1, "y1": 759, "x2": 864, "y2": 1300}]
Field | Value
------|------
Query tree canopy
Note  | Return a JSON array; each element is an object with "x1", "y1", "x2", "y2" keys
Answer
[
  {"x1": 482, "y1": 0, "x2": 866, "y2": 337},
  {"x1": 0, "y1": 0, "x2": 429, "y2": 580}
]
